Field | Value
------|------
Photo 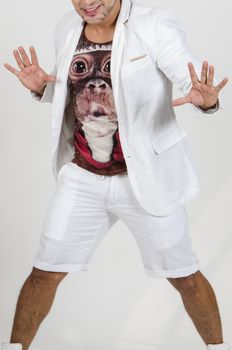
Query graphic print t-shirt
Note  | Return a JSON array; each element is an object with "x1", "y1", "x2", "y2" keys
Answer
[{"x1": 68, "y1": 24, "x2": 127, "y2": 176}]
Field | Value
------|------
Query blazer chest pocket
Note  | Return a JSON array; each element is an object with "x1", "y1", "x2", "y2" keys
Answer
[
  {"x1": 121, "y1": 54, "x2": 156, "y2": 105},
  {"x1": 151, "y1": 129, "x2": 187, "y2": 154},
  {"x1": 121, "y1": 54, "x2": 154, "y2": 75}
]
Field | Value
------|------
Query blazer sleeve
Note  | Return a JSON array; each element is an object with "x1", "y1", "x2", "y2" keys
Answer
[
  {"x1": 30, "y1": 18, "x2": 61, "y2": 104},
  {"x1": 156, "y1": 10, "x2": 223, "y2": 115}
]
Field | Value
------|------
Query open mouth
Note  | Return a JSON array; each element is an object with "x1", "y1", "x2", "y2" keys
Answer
[
  {"x1": 89, "y1": 104, "x2": 108, "y2": 118},
  {"x1": 88, "y1": 104, "x2": 109, "y2": 120},
  {"x1": 83, "y1": 5, "x2": 102, "y2": 17},
  {"x1": 87, "y1": 102, "x2": 109, "y2": 118},
  {"x1": 93, "y1": 111, "x2": 106, "y2": 117}
]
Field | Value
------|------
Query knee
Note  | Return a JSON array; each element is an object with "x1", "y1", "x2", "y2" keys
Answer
[
  {"x1": 167, "y1": 271, "x2": 200, "y2": 295},
  {"x1": 28, "y1": 267, "x2": 68, "y2": 285}
]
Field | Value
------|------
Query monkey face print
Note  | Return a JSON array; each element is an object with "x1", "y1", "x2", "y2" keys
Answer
[{"x1": 68, "y1": 28, "x2": 126, "y2": 174}]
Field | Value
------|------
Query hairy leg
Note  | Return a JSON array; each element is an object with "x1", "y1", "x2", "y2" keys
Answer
[
  {"x1": 167, "y1": 271, "x2": 223, "y2": 345},
  {"x1": 10, "y1": 267, "x2": 68, "y2": 350}
]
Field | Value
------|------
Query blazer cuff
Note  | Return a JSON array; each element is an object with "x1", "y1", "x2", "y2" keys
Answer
[
  {"x1": 30, "y1": 82, "x2": 55, "y2": 103},
  {"x1": 191, "y1": 97, "x2": 223, "y2": 115},
  {"x1": 30, "y1": 90, "x2": 43, "y2": 101}
]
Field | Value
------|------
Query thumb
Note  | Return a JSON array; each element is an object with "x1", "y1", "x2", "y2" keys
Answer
[
  {"x1": 45, "y1": 74, "x2": 57, "y2": 83},
  {"x1": 172, "y1": 96, "x2": 190, "y2": 107}
]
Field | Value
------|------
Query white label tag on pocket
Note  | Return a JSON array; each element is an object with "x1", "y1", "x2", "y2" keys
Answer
[{"x1": 129, "y1": 54, "x2": 147, "y2": 62}]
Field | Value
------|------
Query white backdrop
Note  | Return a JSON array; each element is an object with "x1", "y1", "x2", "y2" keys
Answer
[{"x1": 0, "y1": 1, "x2": 231, "y2": 350}]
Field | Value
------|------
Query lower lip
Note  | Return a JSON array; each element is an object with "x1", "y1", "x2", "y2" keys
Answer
[{"x1": 83, "y1": 5, "x2": 102, "y2": 17}]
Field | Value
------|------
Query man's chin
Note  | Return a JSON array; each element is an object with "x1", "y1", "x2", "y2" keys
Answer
[{"x1": 84, "y1": 16, "x2": 105, "y2": 24}]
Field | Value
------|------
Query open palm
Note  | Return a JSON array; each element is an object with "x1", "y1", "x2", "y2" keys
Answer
[
  {"x1": 4, "y1": 46, "x2": 56, "y2": 95},
  {"x1": 173, "y1": 61, "x2": 229, "y2": 109}
]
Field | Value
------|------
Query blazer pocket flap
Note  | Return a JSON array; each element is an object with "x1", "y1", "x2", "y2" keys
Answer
[
  {"x1": 121, "y1": 54, "x2": 153, "y2": 73},
  {"x1": 151, "y1": 129, "x2": 187, "y2": 154},
  {"x1": 129, "y1": 54, "x2": 148, "y2": 62}
]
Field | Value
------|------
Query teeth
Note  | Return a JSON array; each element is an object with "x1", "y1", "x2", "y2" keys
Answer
[{"x1": 85, "y1": 7, "x2": 97, "y2": 12}]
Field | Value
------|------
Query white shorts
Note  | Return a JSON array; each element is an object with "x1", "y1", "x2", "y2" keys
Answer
[{"x1": 33, "y1": 162, "x2": 200, "y2": 278}]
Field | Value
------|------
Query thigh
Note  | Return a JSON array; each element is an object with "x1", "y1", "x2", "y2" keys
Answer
[
  {"x1": 129, "y1": 206, "x2": 199, "y2": 277},
  {"x1": 33, "y1": 163, "x2": 118, "y2": 272},
  {"x1": 110, "y1": 176, "x2": 199, "y2": 278}
]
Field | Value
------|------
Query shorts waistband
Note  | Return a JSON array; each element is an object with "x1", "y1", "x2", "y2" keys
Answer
[{"x1": 68, "y1": 162, "x2": 128, "y2": 181}]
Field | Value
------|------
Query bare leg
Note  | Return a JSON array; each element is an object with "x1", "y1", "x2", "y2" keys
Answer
[
  {"x1": 167, "y1": 270, "x2": 223, "y2": 345},
  {"x1": 10, "y1": 267, "x2": 68, "y2": 350}
]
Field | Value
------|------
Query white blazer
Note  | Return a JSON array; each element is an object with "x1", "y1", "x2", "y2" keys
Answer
[{"x1": 32, "y1": 0, "x2": 222, "y2": 216}]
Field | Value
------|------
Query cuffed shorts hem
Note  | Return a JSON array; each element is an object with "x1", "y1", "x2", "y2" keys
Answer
[
  {"x1": 144, "y1": 262, "x2": 200, "y2": 279},
  {"x1": 33, "y1": 259, "x2": 89, "y2": 273}
]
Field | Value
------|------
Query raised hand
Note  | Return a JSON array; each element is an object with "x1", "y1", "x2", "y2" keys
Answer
[
  {"x1": 4, "y1": 46, "x2": 56, "y2": 95},
  {"x1": 172, "y1": 61, "x2": 229, "y2": 110}
]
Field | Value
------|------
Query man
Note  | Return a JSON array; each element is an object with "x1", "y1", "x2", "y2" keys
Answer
[{"x1": 2, "y1": 0, "x2": 229, "y2": 350}]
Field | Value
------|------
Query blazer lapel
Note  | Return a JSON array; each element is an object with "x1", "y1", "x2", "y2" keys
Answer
[
  {"x1": 111, "y1": 0, "x2": 132, "y2": 114},
  {"x1": 52, "y1": 18, "x2": 84, "y2": 154}
]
